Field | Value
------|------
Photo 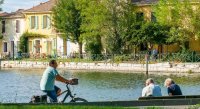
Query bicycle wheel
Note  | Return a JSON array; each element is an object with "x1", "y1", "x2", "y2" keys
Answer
[{"x1": 70, "y1": 97, "x2": 88, "y2": 102}]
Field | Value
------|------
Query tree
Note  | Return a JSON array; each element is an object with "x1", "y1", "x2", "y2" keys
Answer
[
  {"x1": 0, "y1": 0, "x2": 3, "y2": 11},
  {"x1": 85, "y1": 35, "x2": 102, "y2": 58},
  {"x1": 52, "y1": 0, "x2": 83, "y2": 55},
  {"x1": 117, "y1": 0, "x2": 138, "y2": 53},
  {"x1": 139, "y1": 22, "x2": 170, "y2": 45},
  {"x1": 76, "y1": 0, "x2": 106, "y2": 55},
  {"x1": 153, "y1": 0, "x2": 200, "y2": 50},
  {"x1": 102, "y1": 0, "x2": 133, "y2": 54},
  {"x1": 75, "y1": 0, "x2": 138, "y2": 54}
]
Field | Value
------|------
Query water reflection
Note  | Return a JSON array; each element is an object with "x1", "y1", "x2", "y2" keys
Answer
[{"x1": 0, "y1": 69, "x2": 200, "y2": 103}]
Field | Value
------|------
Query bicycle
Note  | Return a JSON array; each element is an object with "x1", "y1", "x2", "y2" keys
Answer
[
  {"x1": 30, "y1": 78, "x2": 87, "y2": 103},
  {"x1": 57, "y1": 83, "x2": 87, "y2": 103}
]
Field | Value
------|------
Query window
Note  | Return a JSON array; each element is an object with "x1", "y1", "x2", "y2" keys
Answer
[
  {"x1": 31, "y1": 16, "x2": 36, "y2": 29},
  {"x1": 28, "y1": 41, "x2": 33, "y2": 52},
  {"x1": 136, "y1": 12, "x2": 144, "y2": 22},
  {"x1": 43, "y1": 15, "x2": 51, "y2": 29},
  {"x1": 2, "y1": 21, "x2": 5, "y2": 33},
  {"x1": 43, "y1": 15, "x2": 48, "y2": 28},
  {"x1": 30, "y1": 16, "x2": 39, "y2": 29},
  {"x1": 11, "y1": 41, "x2": 14, "y2": 54},
  {"x1": 16, "y1": 20, "x2": 20, "y2": 33},
  {"x1": 3, "y1": 42, "x2": 7, "y2": 52},
  {"x1": 151, "y1": 12, "x2": 157, "y2": 22}
]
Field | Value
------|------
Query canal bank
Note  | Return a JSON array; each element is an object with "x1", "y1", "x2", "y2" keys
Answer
[{"x1": 0, "y1": 61, "x2": 200, "y2": 73}]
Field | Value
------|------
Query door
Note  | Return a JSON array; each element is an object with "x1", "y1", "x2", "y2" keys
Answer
[
  {"x1": 11, "y1": 41, "x2": 14, "y2": 58},
  {"x1": 35, "y1": 40, "x2": 40, "y2": 53},
  {"x1": 47, "y1": 41, "x2": 52, "y2": 55}
]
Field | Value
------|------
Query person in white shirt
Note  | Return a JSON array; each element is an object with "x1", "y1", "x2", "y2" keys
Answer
[{"x1": 142, "y1": 78, "x2": 162, "y2": 97}]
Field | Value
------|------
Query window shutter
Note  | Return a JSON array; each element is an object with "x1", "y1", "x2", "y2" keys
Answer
[
  {"x1": 36, "y1": 16, "x2": 39, "y2": 29},
  {"x1": 42, "y1": 16, "x2": 44, "y2": 29},
  {"x1": 2, "y1": 21, "x2": 5, "y2": 33},
  {"x1": 18, "y1": 20, "x2": 20, "y2": 33},
  {"x1": 47, "y1": 16, "x2": 51, "y2": 29},
  {"x1": 16, "y1": 20, "x2": 20, "y2": 33},
  {"x1": 29, "y1": 17, "x2": 31, "y2": 29},
  {"x1": 33, "y1": 40, "x2": 35, "y2": 53},
  {"x1": 16, "y1": 20, "x2": 18, "y2": 33}
]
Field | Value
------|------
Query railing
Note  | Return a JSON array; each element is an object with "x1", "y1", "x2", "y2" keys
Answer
[{"x1": 1, "y1": 52, "x2": 200, "y2": 63}]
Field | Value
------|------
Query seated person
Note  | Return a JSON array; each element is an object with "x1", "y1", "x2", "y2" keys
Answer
[
  {"x1": 164, "y1": 78, "x2": 182, "y2": 96},
  {"x1": 142, "y1": 78, "x2": 162, "y2": 97}
]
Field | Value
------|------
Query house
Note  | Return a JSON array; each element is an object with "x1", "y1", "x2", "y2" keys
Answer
[
  {"x1": 0, "y1": 9, "x2": 25, "y2": 58},
  {"x1": 133, "y1": 0, "x2": 200, "y2": 53},
  {"x1": 22, "y1": 0, "x2": 80, "y2": 57}
]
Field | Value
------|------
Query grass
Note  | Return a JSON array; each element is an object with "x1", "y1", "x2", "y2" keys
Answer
[
  {"x1": 0, "y1": 105, "x2": 166, "y2": 109},
  {"x1": 0, "y1": 105, "x2": 140, "y2": 109}
]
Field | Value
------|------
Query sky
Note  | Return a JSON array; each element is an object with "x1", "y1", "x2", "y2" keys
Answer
[{"x1": 1, "y1": 0, "x2": 49, "y2": 12}]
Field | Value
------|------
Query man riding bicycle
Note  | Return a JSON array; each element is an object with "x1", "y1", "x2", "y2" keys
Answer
[{"x1": 40, "y1": 60, "x2": 73, "y2": 102}]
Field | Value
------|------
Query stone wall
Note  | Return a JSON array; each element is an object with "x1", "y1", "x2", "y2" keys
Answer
[{"x1": 1, "y1": 61, "x2": 200, "y2": 73}]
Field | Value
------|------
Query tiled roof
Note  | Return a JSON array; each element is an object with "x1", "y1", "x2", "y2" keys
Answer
[
  {"x1": 1, "y1": 9, "x2": 24, "y2": 18},
  {"x1": 24, "y1": 0, "x2": 57, "y2": 13},
  {"x1": 0, "y1": 12, "x2": 8, "y2": 17}
]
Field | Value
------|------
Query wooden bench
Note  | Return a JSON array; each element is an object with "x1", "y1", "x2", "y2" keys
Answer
[{"x1": 138, "y1": 95, "x2": 200, "y2": 100}]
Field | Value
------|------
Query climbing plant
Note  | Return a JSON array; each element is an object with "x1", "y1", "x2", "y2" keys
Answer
[{"x1": 19, "y1": 32, "x2": 46, "y2": 53}]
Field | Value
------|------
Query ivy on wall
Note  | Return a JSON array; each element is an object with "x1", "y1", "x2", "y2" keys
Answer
[
  {"x1": 0, "y1": 34, "x2": 3, "y2": 39},
  {"x1": 19, "y1": 32, "x2": 46, "y2": 53}
]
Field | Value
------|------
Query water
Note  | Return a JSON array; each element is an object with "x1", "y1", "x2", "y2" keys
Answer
[{"x1": 0, "y1": 69, "x2": 200, "y2": 103}]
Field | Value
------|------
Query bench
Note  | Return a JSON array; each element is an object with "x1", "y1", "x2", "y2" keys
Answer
[{"x1": 138, "y1": 95, "x2": 200, "y2": 100}]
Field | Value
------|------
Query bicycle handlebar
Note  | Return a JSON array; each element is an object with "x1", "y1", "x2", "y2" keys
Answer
[{"x1": 68, "y1": 78, "x2": 78, "y2": 85}]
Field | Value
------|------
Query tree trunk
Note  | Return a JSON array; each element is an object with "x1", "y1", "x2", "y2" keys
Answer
[{"x1": 78, "y1": 42, "x2": 83, "y2": 58}]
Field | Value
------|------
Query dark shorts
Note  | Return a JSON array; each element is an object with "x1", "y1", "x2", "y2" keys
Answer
[{"x1": 43, "y1": 86, "x2": 61, "y2": 102}]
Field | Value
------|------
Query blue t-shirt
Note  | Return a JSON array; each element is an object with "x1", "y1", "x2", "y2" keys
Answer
[
  {"x1": 40, "y1": 66, "x2": 59, "y2": 91},
  {"x1": 167, "y1": 84, "x2": 182, "y2": 95},
  {"x1": 152, "y1": 85, "x2": 162, "y2": 97},
  {"x1": 142, "y1": 84, "x2": 162, "y2": 97}
]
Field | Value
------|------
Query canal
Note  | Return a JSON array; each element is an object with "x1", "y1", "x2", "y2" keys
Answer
[{"x1": 0, "y1": 69, "x2": 200, "y2": 103}]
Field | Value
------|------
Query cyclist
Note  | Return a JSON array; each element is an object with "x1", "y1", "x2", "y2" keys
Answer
[{"x1": 40, "y1": 60, "x2": 73, "y2": 102}]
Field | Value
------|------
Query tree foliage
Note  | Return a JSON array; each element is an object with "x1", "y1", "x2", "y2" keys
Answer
[
  {"x1": 76, "y1": 0, "x2": 106, "y2": 54},
  {"x1": 153, "y1": 0, "x2": 200, "y2": 50},
  {"x1": 85, "y1": 35, "x2": 102, "y2": 55},
  {"x1": 76, "y1": 0, "x2": 139, "y2": 54},
  {"x1": 103, "y1": 0, "x2": 138, "y2": 54},
  {"x1": 139, "y1": 22, "x2": 170, "y2": 45},
  {"x1": 52, "y1": 0, "x2": 200, "y2": 54},
  {"x1": 52, "y1": 0, "x2": 83, "y2": 55}
]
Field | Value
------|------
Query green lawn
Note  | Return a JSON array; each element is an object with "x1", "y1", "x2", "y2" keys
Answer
[
  {"x1": 0, "y1": 105, "x2": 141, "y2": 109},
  {"x1": 0, "y1": 105, "x2": 167, "y2": 109}
]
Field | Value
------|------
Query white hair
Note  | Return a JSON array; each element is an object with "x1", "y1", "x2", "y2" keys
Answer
[
  {"x1": 164, "y1": 78, "x2": 173, "y2": 87},
  {"x1": 146, "y1": 78, "x2": 154, "y2": 84}
]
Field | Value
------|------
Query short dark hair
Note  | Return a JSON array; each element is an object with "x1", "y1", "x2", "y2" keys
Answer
[{"x1": 49, "y1": 60, "x2": 57, "y2": 66}]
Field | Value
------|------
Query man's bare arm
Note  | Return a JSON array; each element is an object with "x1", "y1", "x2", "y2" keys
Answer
[{"x1": 56, "y1": 74, "x2": 72, "y2": 84}]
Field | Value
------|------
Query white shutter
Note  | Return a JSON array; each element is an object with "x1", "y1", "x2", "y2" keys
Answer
[{"x1": 47, "y1": 15, "x2": 51, "y2": 29}]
